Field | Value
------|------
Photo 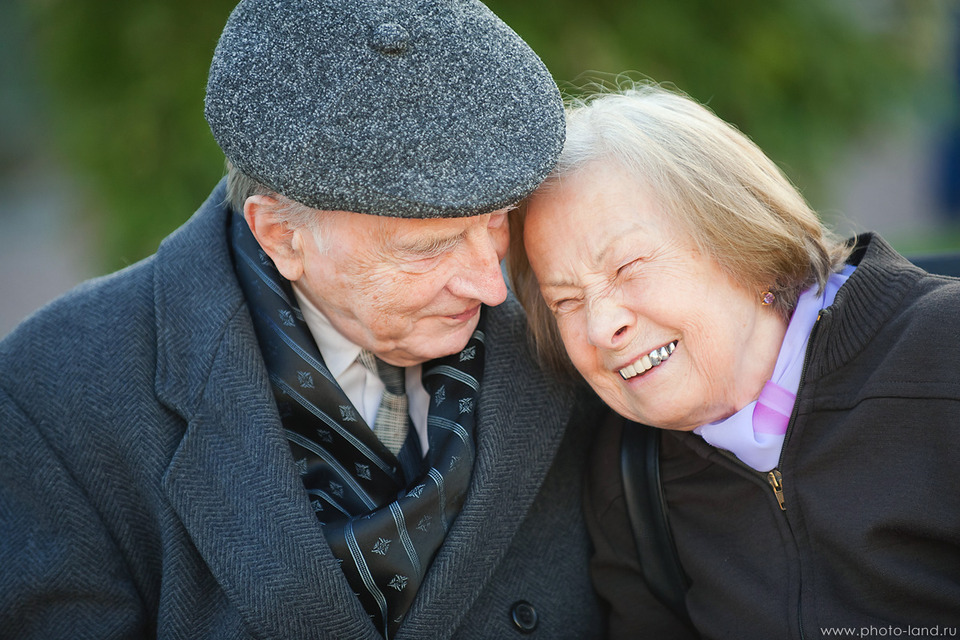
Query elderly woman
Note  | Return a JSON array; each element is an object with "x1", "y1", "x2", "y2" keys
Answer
[{"x1": 509, "y1": 84, "x2": 960, "y2": 638}]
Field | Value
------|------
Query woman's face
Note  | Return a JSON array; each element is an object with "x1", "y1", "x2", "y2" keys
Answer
[{"x1": 523, "y1": 162, "x2": 786, "y2": 430}]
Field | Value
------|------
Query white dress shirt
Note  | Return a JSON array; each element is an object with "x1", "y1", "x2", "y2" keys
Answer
[{"x1": 292, "y1": 283, "x2": 430, "y2": 456}]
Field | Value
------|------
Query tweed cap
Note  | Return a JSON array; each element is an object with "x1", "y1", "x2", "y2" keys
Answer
[{"x1": 205, "y1": 0, "x2": 564, "y2": 218}]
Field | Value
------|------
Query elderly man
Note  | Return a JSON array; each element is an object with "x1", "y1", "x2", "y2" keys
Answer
[{"x1": 0, "y1": 0, "x2": 602, "y2": 638}]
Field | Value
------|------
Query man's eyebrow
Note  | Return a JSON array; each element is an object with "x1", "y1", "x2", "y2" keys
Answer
[{"x1": 394, "y1": 231, "x2": 465, "y2": 254}]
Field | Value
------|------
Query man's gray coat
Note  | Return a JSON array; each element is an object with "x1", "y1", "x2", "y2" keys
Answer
[{"x1": 0, "y1": 182, "x2": 602, "y2": 639}]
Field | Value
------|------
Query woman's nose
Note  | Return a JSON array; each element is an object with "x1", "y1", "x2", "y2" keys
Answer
[{"x1": 585, "y1": 295, "x2": 634, "y2": 350}]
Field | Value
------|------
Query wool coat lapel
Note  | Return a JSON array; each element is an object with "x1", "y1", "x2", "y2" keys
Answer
[
  {"x1": 162, "y1": 324, "x2": 380, "y2": 638},
  {"x1": 398, "y1": 300, "x2": 575, "y2": 638},
  {"x1": 153, "y1": 182, "x2": 380, "y2": 638}
]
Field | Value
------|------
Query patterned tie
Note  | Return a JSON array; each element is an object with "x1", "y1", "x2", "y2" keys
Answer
[
  {"x1": 230, "y1": 212, "x2": 481, "y2": 638},
  {"x1": 357, "y1": 350, "x2": 410, "y2": 456}
]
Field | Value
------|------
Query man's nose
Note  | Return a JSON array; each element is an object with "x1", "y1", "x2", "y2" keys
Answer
[{"x1": 449, "y1": 232, "x2": 509, "y2": 306}]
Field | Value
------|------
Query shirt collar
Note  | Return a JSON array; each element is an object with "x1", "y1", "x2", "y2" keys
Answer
[{"x1": 291, "y1": 282, "x2": 362, "y2": 378}]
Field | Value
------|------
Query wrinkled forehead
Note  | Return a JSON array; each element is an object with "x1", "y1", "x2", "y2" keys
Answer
[
  {"x1": 522, "y1": 162, "x2": 679, "y2": 271},
  {"x1": 326, "y1": 206, "x2": 506, "y2": 253},
  {"x1": 525, "y1": 161, "x2": 668, "y2": 229}
]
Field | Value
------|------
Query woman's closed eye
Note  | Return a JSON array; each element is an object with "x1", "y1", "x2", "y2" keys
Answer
[
  {"x1": 549, "y1": 295, "x2": 583, "y2": 316},
  {"x1": 616, "y1": 258, "x2": 642, "y2": 277}
]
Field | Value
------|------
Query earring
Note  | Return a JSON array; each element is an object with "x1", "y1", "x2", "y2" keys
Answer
[{"x1": 760, "y1": 291, "x2": 775, "y2": 306}]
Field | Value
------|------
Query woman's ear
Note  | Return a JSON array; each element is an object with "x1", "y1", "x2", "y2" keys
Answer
[{"x1": 243, "y1": 195, "x2": 305, "y2": 281}]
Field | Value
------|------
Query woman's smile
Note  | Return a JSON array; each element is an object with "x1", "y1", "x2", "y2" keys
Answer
[{"x1": 618, "y1": 340, "x2": 677, "y2": 380}]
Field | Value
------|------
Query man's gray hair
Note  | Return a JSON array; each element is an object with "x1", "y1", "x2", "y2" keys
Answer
[{"x1": 225, "y1": 160, "x2": 326, "y2": 233}]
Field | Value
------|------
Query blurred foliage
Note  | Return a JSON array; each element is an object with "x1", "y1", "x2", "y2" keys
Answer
[
  {"x1": 489, "y1": 0, "x2": 953, "y2": 201},
  {"x1": 23, "y1": 0, "x2": 955, "y2": 271},
  {"x1": 24, "y1": 0, "x2": 237, "y2": 268}
]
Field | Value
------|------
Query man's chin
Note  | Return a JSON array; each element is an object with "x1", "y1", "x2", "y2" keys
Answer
[{"x1": 391, "y1": 317, "x2": 481, "y2": 366}]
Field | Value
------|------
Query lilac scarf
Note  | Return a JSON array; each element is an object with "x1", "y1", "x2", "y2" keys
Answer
[{"x1": 694, "y1": 266, "x2": 855, "y2": 471}]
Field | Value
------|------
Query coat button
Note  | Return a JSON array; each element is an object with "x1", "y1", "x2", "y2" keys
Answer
[{"x1": 510, "y1": 600, "x2": 538, "y2": 633}]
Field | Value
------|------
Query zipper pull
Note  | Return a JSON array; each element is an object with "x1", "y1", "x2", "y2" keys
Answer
[{"x1": 767, "y1": 469, "x2": 786, "y2": 511}]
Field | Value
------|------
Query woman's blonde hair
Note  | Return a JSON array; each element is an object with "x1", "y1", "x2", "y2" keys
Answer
[{"x1": 508, "y1": 82, "x2": 852, "y2": 375}]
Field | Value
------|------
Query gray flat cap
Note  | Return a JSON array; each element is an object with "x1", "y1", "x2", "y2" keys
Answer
[{"x1": 205, "y1": 0, "x2": 564, "y2": 218}]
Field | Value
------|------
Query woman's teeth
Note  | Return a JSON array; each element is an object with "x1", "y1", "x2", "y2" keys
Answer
[{"x1": 619, "y1": 341, "x2": 677, "y2": 380}]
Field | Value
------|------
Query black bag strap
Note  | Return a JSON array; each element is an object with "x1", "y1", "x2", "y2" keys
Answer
[{"x1": 620, "y1": 422, "x2": 691, "y2": 622}]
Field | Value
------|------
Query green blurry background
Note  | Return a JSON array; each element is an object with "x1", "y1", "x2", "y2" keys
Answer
[{"x1": 1, "y1": 0, "x2": 959, "y2": 335}]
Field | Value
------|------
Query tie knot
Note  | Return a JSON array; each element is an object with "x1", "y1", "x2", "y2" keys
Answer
[{"x1": 359, "y1": 350, "x2": 406, "y2": 395}]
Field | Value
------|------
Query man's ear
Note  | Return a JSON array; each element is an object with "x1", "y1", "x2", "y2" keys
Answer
[{"x1": 243, "y1": 195, "x2": 305, "y2": 282}]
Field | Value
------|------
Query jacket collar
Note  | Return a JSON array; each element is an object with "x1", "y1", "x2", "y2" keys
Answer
[
  {"x1": 153, "y1": 179, "x2": 246, "y2": 418},
  {"x1": 152, "y1": 180, "x2": 575, "y2": 638},
  {"x1": 809, "y1": 232, "x2": 922, "y2": 379}
]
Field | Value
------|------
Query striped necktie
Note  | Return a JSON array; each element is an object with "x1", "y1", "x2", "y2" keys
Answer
[{"x1": 357, "y1": 350, "x2": 410, "y2": 456}]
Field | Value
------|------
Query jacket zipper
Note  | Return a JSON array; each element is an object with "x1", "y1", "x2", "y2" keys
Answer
[
  {"x1": 781, "y1": 309, "x2": 828, "y2": 640},
  {"x1": 764, "y1": 311, "x2": 826, "y2": 515},
  {"x1": 707, "y1": 309, "x2": 831, "y2": 639},
  {"x1": 764, "y1": 310, "x2": 827, "y2": 639},
  {"x1": 767, "y1": 469, "x2": 786, "y2": 510}
]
